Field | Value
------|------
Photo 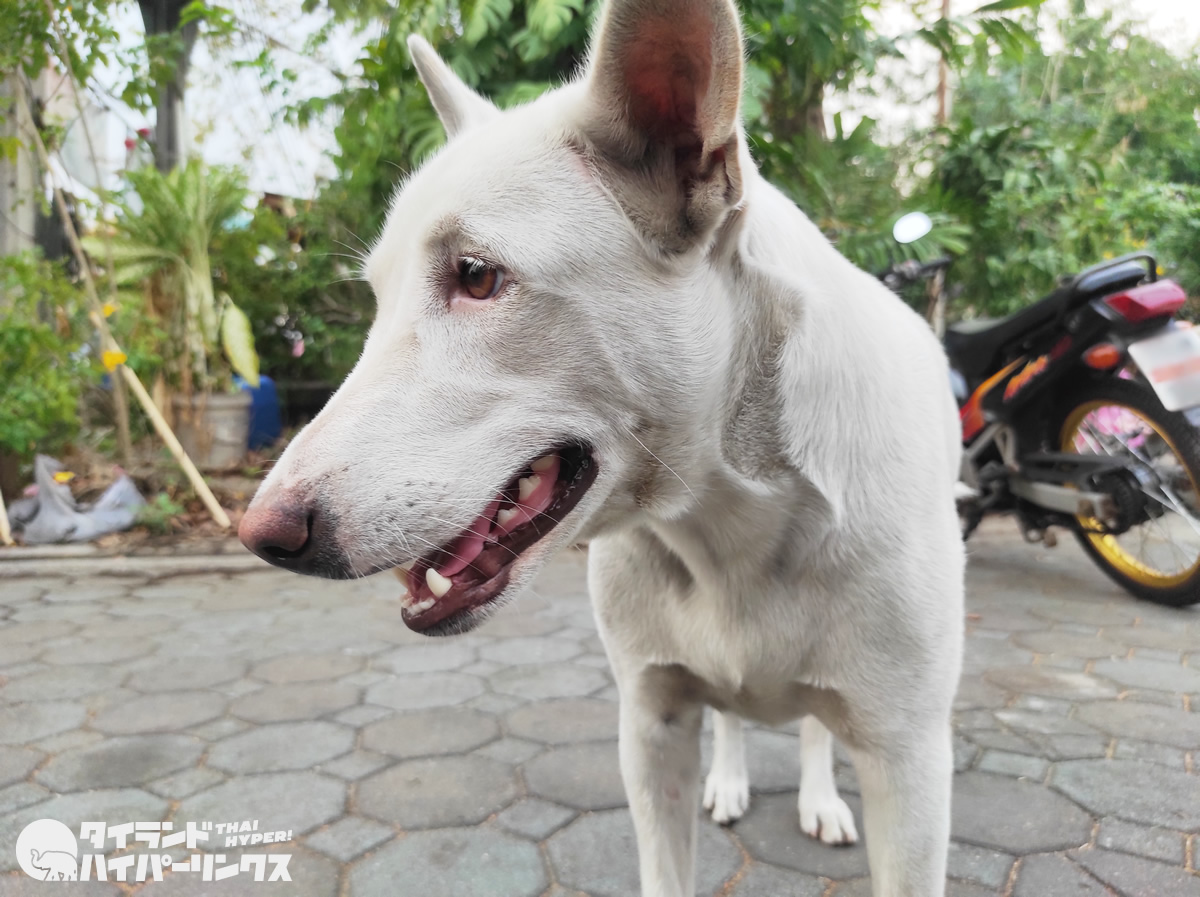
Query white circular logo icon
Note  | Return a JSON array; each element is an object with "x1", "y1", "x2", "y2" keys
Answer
[{"x1": 15, "y1": 819, "x2": 79, "y2": 881}]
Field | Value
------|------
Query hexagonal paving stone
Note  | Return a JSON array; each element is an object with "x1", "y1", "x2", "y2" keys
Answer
[
  {"x1": 1031, "y1": 600, "x2": 1138, "y2": 626},
  {"x1": 1100, "y1": 625, "x2": 1199, "y2": 653},
  {"x1": 230, "y1": 682, "x2": 359, "y2": 722},
  {"x1": 983, "y1": 666, "x2": 1117, "y2": 700},
  {"x1": 0, "y1": 746, "x2": 41, "y2": 786},
  {"x1": 126, "y1": 657, "x2": 247, "y2": 692},
  {"x1": 37, "y1": 734, "x2": 204, "y2": 791},
  {"x1": 1091, "y1": 657, "x2": 1200, "y2": 693},
  {"x1": 546, "y1": 809, "x2": 741, "y2": 896},
  {"x1": 361, "y1": 708, "x2": 498, "y2": 759},
  {"x1": 1096, "y1": 817, "x2": 1186, "y2": 865},
  {"x1": 373, "y1": 641, "x2": 477, "y2": 674},
  {"x1": 134, "y1": 847, "x2": 339, "y2": 897},
  {"x1": 496, "y1": 798, "x2": 578, "y2": 841},
  {"x1": 0, "y1": 788, "x2": 168, "y2": 872},
  {"x1": 319, "y1": 749, "x2": 393, "y2": 781},
  {"x1": 491, "y1": 663, "x2": 608, "y2": 700},
  {"x1": 146, "y1": 766, "x2": 227, "y2": 800},
  {"x1": 734, "y1": 792, "x2": 868, "y2": 879},
  {"x1": 348, "y1": 827, "x2": 546, "y2": 897},
  {"x1": 1011, "y1": 630, "x2": 1123, "y2": 659},
  {"x1": 1012, "y1": 853, "x2": 1108, "y2": 897},
  {"x1": 946, "y1": 841, "x2": 1015, "y2": 889},
  {"x1": 40, "y1": 637, "x2": 148, "y2": 665},
  {"x1": 365, "y1": 672, "x2": 485, "y2": 711},
  {"x1": 1070, "y1": 848, "x2": 1200, "y2": 897},
  {"x1": 505, "y1": 698, "x2": 618, "y2": 744},
  {"x1": 1, "y1": 663, "x2": 127, "y2": 701},
  {"x1": 251, "y1": 652, "x2": 363, "y2": 683},
  {"x1": 725, "y1": 862, "x2": 826, "y2": 897},
  {"x1": 208, "y1": 721, "x2": 356, "y2": 774},
  {"x1": 1052, "y1": 759, "x2": 1200, "y2": 831},
  {"x1": 0, "y1": 619, "x2": 77, "y2": 645},
  {"x1": 177, "y1": 771, "x2": 346, "y2": 836},
  {"x1": 951, "y1": 772, "x2": 1093, "y2": 854},
  {"x1": 477, "y1": 612, "x2": 563, "y2": 638},
  {"x1": 0, "y1": 701, "x2": 87, "y2": 745},
  {"x1": 305, "y1": 816, "x2": 393, "y2": 862},
  {"x1": 91, "y1": 691, "x2": 227, "y2": 734},
  {"x1": 1073, "y1": 699, "x2": 1200, "y2": 749},
  {"x1": 357, "y1": 755, "x2": 518, "y2": 828},
  {"x1": 0, "y1": 879, "x2": 122, "y2": 896},
  {"x1": 524, "y1": 741, "x2": 626, "y2": 810},
  {"x1": 480, "y1": 636, "x2": 583, "y2": 665}
]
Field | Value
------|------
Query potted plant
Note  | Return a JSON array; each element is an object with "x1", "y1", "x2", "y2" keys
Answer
[{"x1": 83, "y1": 160, "x2": 261, "y2": 470}]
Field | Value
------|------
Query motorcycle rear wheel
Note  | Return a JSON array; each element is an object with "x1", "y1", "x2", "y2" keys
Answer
[{"x1": 1056, "y1": 377, "x2": 1200, "y2": 607}]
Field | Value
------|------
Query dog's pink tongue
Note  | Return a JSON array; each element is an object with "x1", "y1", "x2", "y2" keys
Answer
[{"x1": 437, "y1": 498, "x2": 501, "y2": 577}]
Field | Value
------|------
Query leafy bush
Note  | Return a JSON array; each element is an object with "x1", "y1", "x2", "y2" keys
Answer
[{"x1": 0, "y1": 253, "x2": 95, "y2": 464}]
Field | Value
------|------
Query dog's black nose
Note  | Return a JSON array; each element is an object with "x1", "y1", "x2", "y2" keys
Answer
[{"x1": 239, "y1": 497, "x2": 318, "y2": 571}]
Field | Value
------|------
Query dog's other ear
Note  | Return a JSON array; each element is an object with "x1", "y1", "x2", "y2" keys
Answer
[
  {"x1": 581, "y1": 0, "x2": 744, "y2": 250},
  {"x1": 408, "y1": 35, "x2": 499, "y2": 139}
]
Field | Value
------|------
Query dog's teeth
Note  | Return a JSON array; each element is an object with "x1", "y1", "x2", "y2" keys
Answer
[
  {"x1": 400, "y1": 590, "x2": 415, "y2": 609},
  {"x1": 531, "y1": 455, "x2": 556, "y2": 472},
  {"x1": 425, "y1": 568, "x2": 453, "y2": 598},
  {"x1": 414, "y1": 597, "x2": 436, "y2": 613},
  {"x1": 517, "y1": 475, "x2": 541, "y2": 500},
  {"x1": 496, "y1": 506, "x2": 519, "y2": 528}
]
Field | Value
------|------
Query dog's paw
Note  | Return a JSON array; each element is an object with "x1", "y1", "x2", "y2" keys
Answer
[
  {"x1": 702, "y1": 770, "x2": 749, "y2": 825},
  {"x1": 798, "y1": 792, "x2": 858, "y2": 845}
]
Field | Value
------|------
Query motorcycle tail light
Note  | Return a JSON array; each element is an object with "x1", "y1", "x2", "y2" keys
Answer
[
  {"x1": 1104, "y1": 280, "x2": 1187, "y2": 323},
  {"x1": 1083, "y1": 343, "x2": 1122, "y2": 370}
]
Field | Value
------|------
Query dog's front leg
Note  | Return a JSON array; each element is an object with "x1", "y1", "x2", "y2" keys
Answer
[
  {"x1": 849, "y1": 722, "x2": 953, "y2": 897},
  {"x1": 616, "y1": 667, "x2": 704, "y2": 897}
]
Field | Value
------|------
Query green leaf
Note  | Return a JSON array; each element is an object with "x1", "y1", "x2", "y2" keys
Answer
[
  {"x1": 972, "y1": 0, "x2": 1045, "y2": 13},
  {"x1": 220, "y1": 296, "x2": 261, "y2": 388}
]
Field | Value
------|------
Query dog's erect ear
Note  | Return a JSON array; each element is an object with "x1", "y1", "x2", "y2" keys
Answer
[
  {"x1": 581, "y1": 0, "x2": 745, "y2": 250},
  {"x1": 407, "y1": 35, "x2": 499, "y2": 139}
]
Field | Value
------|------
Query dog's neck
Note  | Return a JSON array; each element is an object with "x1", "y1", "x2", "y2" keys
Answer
[{"x1": 635, "y1": 200, "x2": 836, "y2": 589}]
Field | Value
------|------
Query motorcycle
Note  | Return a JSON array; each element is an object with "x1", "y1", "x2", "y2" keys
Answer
[{"x1": 885, "y1": 213, "x2": 1200, "y2": 607}]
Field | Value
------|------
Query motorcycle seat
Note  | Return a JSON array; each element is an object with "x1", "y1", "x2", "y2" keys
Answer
[{"x1": 945, "y1": 260, "x2": 1148, "y2": 379}]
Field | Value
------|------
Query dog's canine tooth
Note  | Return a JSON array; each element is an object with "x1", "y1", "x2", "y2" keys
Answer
[
  {"x1": 425, "y1": 568, "x2": 453, "y2": 598},
  {"x1": 517, "y1": 475, "x2": 541, "y2": 500},
  {"x1": 496, "y1": 506, "x2": 519, "y2": 528},
  {"x1": 531, "y1": 454, "x2": 556, "y2": 473}
]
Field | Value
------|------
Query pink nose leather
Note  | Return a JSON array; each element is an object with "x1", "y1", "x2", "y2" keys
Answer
[{"x1": 239, "y1": 499, "x2": 311, "y2": 560}]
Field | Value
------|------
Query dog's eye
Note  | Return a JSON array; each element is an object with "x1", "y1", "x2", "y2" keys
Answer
[{"x1": 457, "y1": 257, "x2": 505, "y2": 301}]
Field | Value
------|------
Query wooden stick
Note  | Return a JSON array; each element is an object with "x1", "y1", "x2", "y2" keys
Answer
[
  {"x1": 15, "y1": 81, "x2": 232, "y2": 530},
  {"x1": 44, "y1": 0, "x2": 133, "y2": 466},
  {"x1": 116, "y1": 356, "x2": 232, "y2": 529}
]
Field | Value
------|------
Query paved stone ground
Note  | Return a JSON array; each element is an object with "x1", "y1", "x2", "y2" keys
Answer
[{"x1": 0, "y1": 518, "x2": 1198, "y2": 896}]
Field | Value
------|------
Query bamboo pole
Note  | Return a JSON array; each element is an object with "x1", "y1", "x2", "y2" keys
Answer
[
  {"x1": 45, "y1": 1, "x2": 134, "y2": 467},
  {"x1": 14, "y1": 81, "x2": 232, "y2": 530}
]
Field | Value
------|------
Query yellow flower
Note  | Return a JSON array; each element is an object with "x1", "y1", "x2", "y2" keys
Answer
[
  {"x1": 53, "y1": 471, "x2": 75, "y2": 484},
  {"x1": 102, "y1": 350, "x2": 128, "y2": 371},
  {"x1": 102, "y1": 302, "x2": 117, "y2": 318}
]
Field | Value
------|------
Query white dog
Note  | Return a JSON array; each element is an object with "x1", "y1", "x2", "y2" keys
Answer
[{"x1": 240, "y1": 0, "x2": 965, "y2": 893}]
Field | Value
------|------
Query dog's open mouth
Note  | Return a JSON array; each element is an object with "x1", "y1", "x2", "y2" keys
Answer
[{"x1": 401, "y1": 444, "x2": 597, "y2": 632}]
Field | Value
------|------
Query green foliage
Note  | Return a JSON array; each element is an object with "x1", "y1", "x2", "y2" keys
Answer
[
  {"x1": 82, "y1": 160, "x2": 261, "y2": 394},
  {"x1": 932, "y1": 7, "x2": 1200, "y2": 316},
  {"x1": 0, "y1": 253, "x2": 96, "y2": 464},
  {"x1": 135, "y1": 492, "x2": 186, "y2": 534}
]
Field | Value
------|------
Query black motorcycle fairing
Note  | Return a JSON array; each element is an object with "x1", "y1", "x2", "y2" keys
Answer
[{"x1": 945, "y1": 259, "x2": 1149, "y2": 378}]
